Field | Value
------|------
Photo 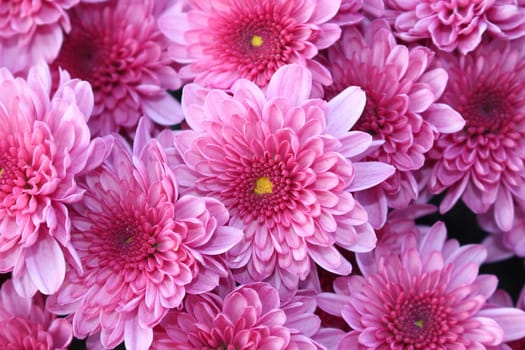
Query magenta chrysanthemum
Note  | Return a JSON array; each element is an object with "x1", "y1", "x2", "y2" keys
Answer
[
  {"x1": 158, "y1": 0, "x2": 342, "y2": 93},
  {"x1": 174, "y1": 64, "x2": 395, "y2": 293},
  {"x1": 324, "y1": 20, "x2": 464, "y2": 228},
  {"x1": 46, "y1": 129, "x2": 243, "y2": 350},
  {"x1": 0, "y1": 0, "x2": 105, "y2": 74},
  {"x1": 0, "y1": 64, "x2": 110, "y2": 298},
  {"x1": 0, "y1": 279, "x2": 73, "y2": 349},
  {"x1": 426, "y1": 38, "x2": 525, "y2": 232},
  {"x1": 384, "y1": 0, "x2": 525, "y2": 54},
  {"x1": 52, "y1": 0, "x2": 183, "y2": 136},
  {"x1": 152, "y1": 283, "x2": 323, "y2": 349},
  {"x1": 317, "y1": 222, "x2": 525, "y2": 349}
]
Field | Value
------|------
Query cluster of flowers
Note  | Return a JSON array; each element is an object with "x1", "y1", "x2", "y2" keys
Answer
[{"x1": 1, "y1": 0, "x2": 525, "y2": 349}]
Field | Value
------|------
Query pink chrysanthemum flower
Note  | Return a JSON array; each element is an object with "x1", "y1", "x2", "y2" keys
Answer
[
  {"x1": 0, "y1": 0, "x2": 105, "y2": 74},
  {"x1": 152, "y1": 282, "x2": 323, "y2": 350},
  {"x1": 425, "y1": 38, "x2": 525, "y2": 232},
  {"x1": 46, "y1": 127, "x2": 243, "y2": 350},
  {"x1": 317, "y1": 222, "x2": 525, "y2": 349},
  {"x1": 0, "y1": 279, "x2": 73, "y2": 349},
  {"x1": 0, "y1": 64, "x2": 110, "y2": 298},
  {"x1": 52, "y1": 0, "x2": 183, "y2": 136},
  {"x1": 488, "y1": 288, "x2": 525, "y2": 350},
  {"x1": 479, "y1": 204, "x2": 525, "y2": 262},
  {"x1": 174, "y1": 64, "x2": 395, "y2": 293},
  {"x1": 384, "y1": 0, "x2": 525, "y2": 54},
  {"x1": 158, "y1": 0, "x2": 342, "y2": 94},
  {"x1": 323, "y1": 20, "x2": 464, "y2": 228}
]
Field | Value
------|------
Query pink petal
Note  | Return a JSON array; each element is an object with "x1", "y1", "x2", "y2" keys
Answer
[
  {"x1": 141, "y1": 94, "x2": 184, "y2": 126},
  {"x1": 326, "y1": 86, "x2": 366, "y2": 137},
  {"x1": 266, "y1": 64, "x2": 312, "y2": 105},
  {"x1": 346, "y1": 161, "x2": 395, "y2": 192},
  {"x1": 477, "y1": 308, "x2": 525, "y2": 342},
  {"x1": 197, "y1": 226, "x2": 243, "y2": 254},
  {"x1": 309, "y1": 245, "x2": 352, "y2": 275},
  {"x1": 494, "y1": 188, "x2": 514, "y2": 231},
  {"x1": 124, "y1": 317, "x2": 154, "y2": 350},
  {"x1": 424, "y1": 103, "x2": 465, "y2": 133},
  {"x1": 25, "y1": 235, "x2": 66, "y2": 295}
]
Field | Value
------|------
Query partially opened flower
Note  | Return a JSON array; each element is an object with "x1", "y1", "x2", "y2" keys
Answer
[
  {"x1": 0, "y1": 279, "x2": 73, "y2": 349},
  {"x1": 384, "y1": 0, "x2": 525, "y2": 54},
  {"x1": 52, "y1": 0, "x2": 183, "y2": 136},
  {"x1": 152, "y1": 283, "x2": 323, "y2": 349},
  {"x1": 323, "y1": 20, "x2": 463, "y2": 228},
  {"x1": 317, "y1": 222, "x2": 525, "y2": 349},
  {"x1": 425, "y1": 38, "x2": 525, "y2": 232},
  {"x1": 46, "y1": 129, "x2": 243, "y2": 350},
  {"x1": 0, "y1": 0, "x2": 105, "y2": 74},
  {"x1": 158, "y1": 0, "x2": 342, "y2": 94},
  {"x1": 174, "y1": 64, "x2": 395, "y2": 294},
  {"x1": 0, "y1": 64, "x2": 110, "y2": 298}
]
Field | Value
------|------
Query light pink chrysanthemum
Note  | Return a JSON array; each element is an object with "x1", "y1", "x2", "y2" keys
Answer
[
  {"x1": 46, "y1": 130, "x2": 243, "y2": 350},
  {"x1": 323, "y1": 20, "x2": 464, "y2": 228},
  {"x1": 0, "y1": 279, "x2": 73, "y2": 349},
  {"x1": 152, "y1": 282, "x2": 323, "y2": 350},
  {"x1": 425, "y1": 38, "x2": 525, "y2": 232},
  {"x1": 158, "y1": 0, "x2": 342, "y2": 94},
  {"x1": 52, "y1": 0, "x2": 183, "y2": 136},
  {"x1": 479, "y1": 204, "x2": 525, "y2": 262},
  {"x1": 174, "y1": 64, "x2": 395, "y2": 293},
  {"x1": 317, "y1": 222, "x2": 525, "y2": 349},
  {"x1": 0, "y1": 0, "x2": 105, "y2": 74},
  {"x1": 384, "y1": 0, "x2": 525, "y2": 54},
  {"x1": 0, "y1": 64, "x2": 111, "y2": 298},
  {"x1": 487, "y1": 288, "x2": 525, "y2": 350}
]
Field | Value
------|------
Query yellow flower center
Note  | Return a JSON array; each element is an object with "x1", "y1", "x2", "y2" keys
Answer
[
  {"x1": 0, "y1": 168, "x2": 3, "y2": 178},
  {"x1": 414, "y1": 319, "x2": 424, "y2": 328},
  {"x1": 254, "y1": 176, "x2": 273, "y2": 195},
  {"x1": 251, "y1": 35, "x2": 264, "y2": 47}
]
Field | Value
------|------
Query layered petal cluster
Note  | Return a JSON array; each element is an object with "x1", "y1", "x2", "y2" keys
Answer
[
  {"x1": 0, "y1": 0, "x2": 105, "y2": 74},
  {"x1": 158, "y1": 0, "x2": 342, "y2": 93},
  {"x1": 46, "y1": 130, "x2": 243, "y2": 350},
  {"x1": 426, "y1": 38, "x2": 525, "y2": 232},
  {"x1": 52, "y1": 0, "x2": 183, "y2": 136},
  {"x1": 0, "y1": 64, "x2": 110, "y2": 297},
  {"x1": 384, "y1": 0, "x2": 525, "y2": 54},
  {"x1": 174, "y1": 64, "x2": 395, "y2": 294},
  {"x1": 317, "y1": 222, "x2": 525, "y2": 349},
  {"x1": 152, "y1": 283, "x2": 323, "y2": 349},
  {"x1": 0, "y1": 279, "x2": 72, "y2": 349},
  {"x1": 323, "y1": 20, "x2": 464, "y2": 228}
]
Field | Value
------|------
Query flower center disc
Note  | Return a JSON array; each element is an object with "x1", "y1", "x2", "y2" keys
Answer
[{"x1": 254, "y1": 176, "x2": 273, "y2": 195}]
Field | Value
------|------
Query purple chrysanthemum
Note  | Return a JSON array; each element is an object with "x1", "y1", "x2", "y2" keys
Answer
[
  {"x1": 384, "y1": 0, "x2": 525, "y2": 54},
  {"x1": 52, "y1": 0, "x2": 183, "y2": 136},
  {"x1": 174, "y1": 64, "x2": 394, "y2": 294},
  {"x1": 0, "y1": 64, "x2": 110, "y2": 298},
  {"x1": 425, "y1": 38, "x2": 525, "y2": 232},
  {"x1": 46, "y1": 126, "x2": 243, "y2": 350},
  {"x1": 158, "y1": 0, "x2": 342, "y2": 94},
  {"x1": 152, "y1": 283, "x2": 323, "y2": 349},
  {"x1": 323, "y1": 20, "x2": 464, "y2": 228},
  {"x1": 318, "y1": 222, "x2": 525, "y2": 349}
]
